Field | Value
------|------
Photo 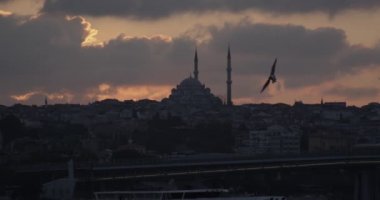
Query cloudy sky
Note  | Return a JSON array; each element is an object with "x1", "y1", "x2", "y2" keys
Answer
[{"x1": 1, "y1": 0, "x2": 380, "y2": 106}]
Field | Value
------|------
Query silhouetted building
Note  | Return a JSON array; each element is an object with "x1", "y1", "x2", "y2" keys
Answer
[
  {"x1": 44, "y1": 96, "x2": 48, "y2": 106},
  {"x1": 194, "y1": 48, "x2": 199, "y2": 80},
  {"x1": 226, "y1": 46, "x2": 233, "y2": 106},
  {"x1": 164, "y1": 49, "x2": 222, "y2": 108},
  {"x1": 237, "y1": 125, "x2": 300, "y2": 155},
  {"x1": 167, "y1": 76, "x2": 222, "y2": 108},
  {"x1": 322, "y1": 101, "x2": 347, "y2": 109},
  {"x1": 308, "y1": 131, "x2": 352, "y2": 153},
  {"x1": 41, "y1": 160, "x2": 75, "y2": 200}
]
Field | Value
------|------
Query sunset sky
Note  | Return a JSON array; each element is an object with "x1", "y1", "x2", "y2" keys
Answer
[{"x1": 1, "y1": 0, "x2": 380, "y2": 106}]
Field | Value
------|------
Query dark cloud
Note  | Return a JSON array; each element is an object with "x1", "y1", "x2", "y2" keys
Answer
[
  {"x1": 0, "y1": 14, "x2": 87, "y2": 90},
  {"x1": 199, "y1": 21, "x2": 354, "y2": 89},
  {"x1": 41, "y1": 0, "x2": 380, "y2": 19},
  {"x1": 0, "y1": 14, "x2": 196, "y2": 104},
  {"x1": 324, "y1": 86, "x2": 380, "y2": 99},
  {"x1": 339, "y1": 44, "x2": 380, "y2": 68},
  {"x1": 198, "y1": 21, "x2": 379, "y2": 92},
  {"x1": 1, "y1": 15, "x2": 380, "y2": 105}
]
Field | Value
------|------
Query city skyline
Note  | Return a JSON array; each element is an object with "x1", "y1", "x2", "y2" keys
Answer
[{"x1": 1, "y1": 0, "x2": 380, "y2": 106}]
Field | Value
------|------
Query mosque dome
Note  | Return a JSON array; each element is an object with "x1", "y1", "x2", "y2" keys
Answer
[
  {"x1": 178, "y1": 77, "x2": 203, "y2": 87},
  {"x1": 167, "y1": 76, "x2": 222, "y2": 108},
  {"x1": 164, "y1": 48, "x2": 230, "y2": 108}
]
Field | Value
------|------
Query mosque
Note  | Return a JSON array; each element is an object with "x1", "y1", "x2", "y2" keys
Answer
[{"x1": 163, "y1": 47, "x2": 233, "y2": 108}]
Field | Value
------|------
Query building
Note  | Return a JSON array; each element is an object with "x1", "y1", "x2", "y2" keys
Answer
[
  {"x1": 163, "y1": 48, "x2": 230, "y2": 108},
  {"x1": 308, "y1": 131, "x2": 353, "y2": 153},
  {"x1": 226, "y1": 45, "x2": 232, "y2": 106},
  {"x1": 41, "y1": 160, "x2": 76, "y2": 200},
  {"x1": 238, "y1": 125, "x2": 300, "y2": 155},
  {"x1": 166, "y1": 76, "x2": 222, "y2": 108}
]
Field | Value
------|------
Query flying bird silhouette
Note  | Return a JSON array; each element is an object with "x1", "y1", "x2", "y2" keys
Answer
[{"x1": 260, "y1": 58, "x2": 278, "y2": 93}]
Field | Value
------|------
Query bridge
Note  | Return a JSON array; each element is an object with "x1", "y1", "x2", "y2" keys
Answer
[
  {"x1": 12, "y1": 154, "x2": 380, "y2": 200},
  {"x1": 86, "y1": 155, "x2": 380, "y2": 180}
]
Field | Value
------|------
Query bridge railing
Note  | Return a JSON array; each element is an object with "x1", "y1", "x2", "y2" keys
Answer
[{"x1": 9, "y1": 151, "x2": 380, "y2": 173}]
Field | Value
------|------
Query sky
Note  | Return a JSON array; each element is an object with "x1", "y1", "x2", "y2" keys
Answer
[{"x1": 1, "y1": 0, "x2": 380, "y2": 106}]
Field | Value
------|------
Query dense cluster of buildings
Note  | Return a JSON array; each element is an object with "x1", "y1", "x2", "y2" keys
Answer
[{"x1": 1, "y1": 49, "x2": 380, "y2": 165}]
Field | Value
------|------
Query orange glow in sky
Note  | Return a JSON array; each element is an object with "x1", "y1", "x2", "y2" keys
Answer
[
  {"x1": 86, "y1": 84, "x2": 172, "y2": 102},
  {"x1": 1, "y1": 1, "x2": 380, "y2": 105}
]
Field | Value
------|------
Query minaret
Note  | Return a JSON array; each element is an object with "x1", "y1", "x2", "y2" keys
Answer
[
  {"x1": 194, "y1": 48, "x2": 199, "y2": 80},
  {"x1": 226, "y1": 45, "x2": 232, "y2": 106}
]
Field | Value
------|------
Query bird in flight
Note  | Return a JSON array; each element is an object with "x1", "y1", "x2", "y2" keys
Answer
[{"x1": 260, "y1": 58, "x2": 278, "y2": 93}]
